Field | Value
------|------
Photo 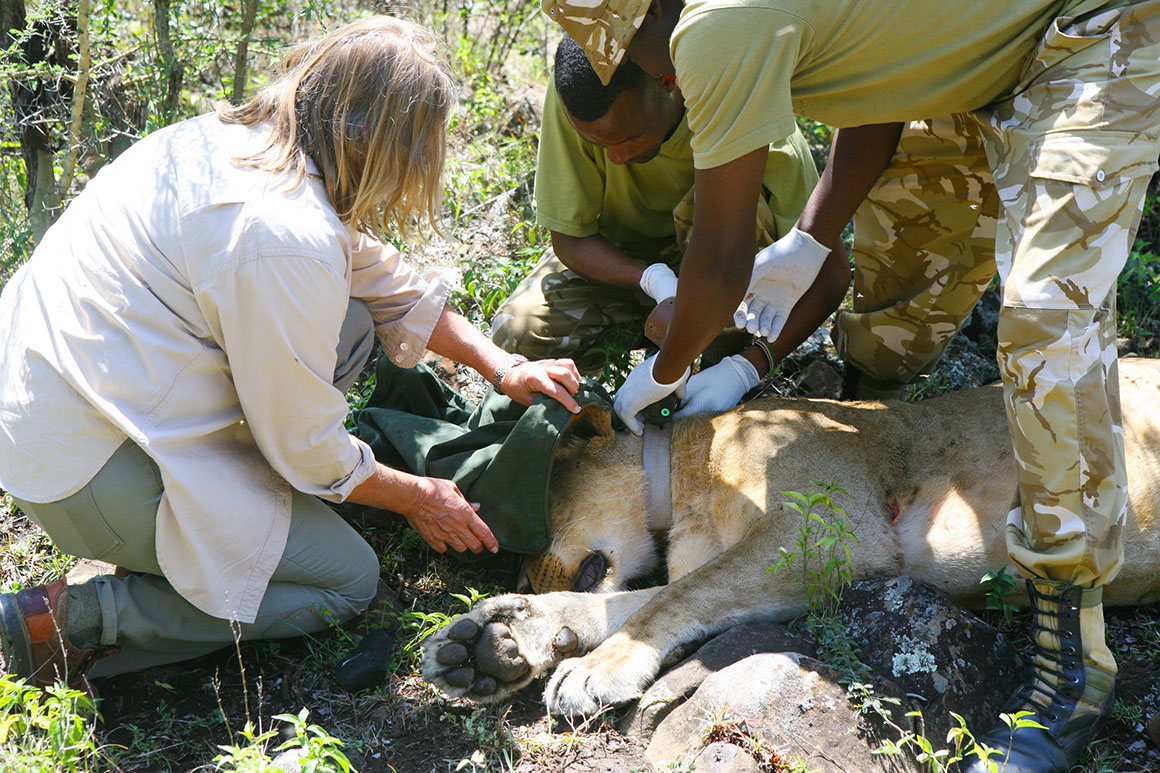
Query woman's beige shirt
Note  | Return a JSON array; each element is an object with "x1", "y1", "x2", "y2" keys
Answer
[{"x1": 0, "y1": 115, "x2": 449, "y2": 622}]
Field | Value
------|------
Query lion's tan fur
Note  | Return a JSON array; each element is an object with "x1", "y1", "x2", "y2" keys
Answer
[
  {"x1": 424, "y1": 358, "x2": 1160, "y2": 714},
  {"x1": 528, "y1": 358, "x2": 1160, "y2": 608}
]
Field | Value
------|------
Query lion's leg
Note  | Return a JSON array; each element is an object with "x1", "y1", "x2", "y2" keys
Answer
[
  {"x1": 545, "y1": 515, "x2": 815, "y2": 717},
  {"x1": 421, "y1": 587, "x2": 661, "y2": 703}
]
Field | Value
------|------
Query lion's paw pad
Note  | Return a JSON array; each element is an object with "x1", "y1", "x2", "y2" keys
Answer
[{"x1": 423, "y1": 595, "x2": 577, "y2": 702}]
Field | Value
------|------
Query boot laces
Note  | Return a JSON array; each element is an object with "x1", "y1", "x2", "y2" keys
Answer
[{"x1": 1020, "y1": 583, "x2": 1083, "y2": 725}]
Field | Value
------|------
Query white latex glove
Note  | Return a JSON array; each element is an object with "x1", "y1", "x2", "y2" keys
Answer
[
  {"x1": 639, "y1": 263, "x2": 679, "y2": 302},
  {"x1": 733, "y1": 227, "x2": 829, "y2": 343},
  {"x1": 613, "y1": 354, "x2": 689, "y2": 436},
  {"x1": 674, "y1": 354, "x2": 760, "y2": 418}
]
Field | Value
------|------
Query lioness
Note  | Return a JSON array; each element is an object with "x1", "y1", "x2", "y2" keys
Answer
[{"x1": 422, "y1": 358, "x2": 1160, "y2": 717}]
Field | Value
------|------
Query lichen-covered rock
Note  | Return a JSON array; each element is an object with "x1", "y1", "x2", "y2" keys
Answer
[
  {"x1": 646, "y1": 653, "x2": 920, "y2": 773},
  {"x1": 618, "y1": 621, "x2": 817, "y2": 740},
  {"x1": 835, "y1": 576, "x2": 1026, "y2": 744}
]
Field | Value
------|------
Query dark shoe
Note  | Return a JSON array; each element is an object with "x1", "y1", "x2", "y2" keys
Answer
[
  {"x1": 962, "y1": 581, "x2": 1115, "y2": 773},
  {"x1": 0, "y1": 579, "x2": 116, "y2": 698}
]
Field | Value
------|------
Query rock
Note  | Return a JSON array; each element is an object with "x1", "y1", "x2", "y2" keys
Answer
[
  {"x1": 693, "y1": 742, "x2": 762, "y2": 773},
  {"x1": 1147, "y1": 710, "x2": 1160, "y2": 748},
  {"x1": 834, "y1": 576, "x2": 1026, "y2": 744},
  {"x1": 619, "y1": 622, "x2": 816, "y2": 740},
  {"x1": 796, "y1": 359, "x2": 842, "y2": 399},
  {"x1": 271, "y1": 748, "x2": 305, "y2": 773},
  {"x1": 65, "y1": 558, "x2": 121, "y2": 584},
  {"x1": 646, "y1": 653, "x2": 920, "y2": 773}
]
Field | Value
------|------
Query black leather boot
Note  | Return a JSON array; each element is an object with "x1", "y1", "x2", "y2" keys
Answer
[{"x1": 962, "y1": 580, "x2": 1116, "y2": 773}]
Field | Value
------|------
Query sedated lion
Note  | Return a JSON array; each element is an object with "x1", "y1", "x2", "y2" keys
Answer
[{"x1": 422, "y1": 358, "x2": 1160, "y2": 717}]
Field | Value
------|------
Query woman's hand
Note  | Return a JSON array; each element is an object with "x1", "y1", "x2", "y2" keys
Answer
[
  {"x1": 402, "y1": 476, "x2": 498, "y2": 554},
  {"x1": 348, "y1": 464, "x2": 498, "y2": 554},
  {"x1": 501, "y1": 358, "x2": 582, "y2": 412},
  {"x1": 425, "y1": 306, "x2": 582, "y2": 414}
]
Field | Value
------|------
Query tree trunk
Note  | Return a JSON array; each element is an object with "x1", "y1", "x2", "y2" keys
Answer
[
  {"x1": 2, "y1": 0, "x2": 78, "y2": 241},
  {"x1": 153, "y1": 0, "x2": 183, "y2": 118},
  {"x1": 231, "y1": 0, "x2": 259, "y2": 103}
]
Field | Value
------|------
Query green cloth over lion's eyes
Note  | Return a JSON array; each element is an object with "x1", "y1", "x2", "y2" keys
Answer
[{"x1": 353, "y1": 357, "x2": 614, "y2": 556}]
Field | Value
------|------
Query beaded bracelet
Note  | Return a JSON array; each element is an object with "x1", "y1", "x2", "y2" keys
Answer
[{"x1": 751, "y1": 338, "x2": 776, "y2": 377}]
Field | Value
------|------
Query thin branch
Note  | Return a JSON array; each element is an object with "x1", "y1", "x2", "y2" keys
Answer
[{"x1": 58, "y1": 0, "x2": 90, "y2": 195}]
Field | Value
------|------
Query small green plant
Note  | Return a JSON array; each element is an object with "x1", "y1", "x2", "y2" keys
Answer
[
  {"x1": 452, "y1": 249, "x2": 540, "y2": 325},
  {"x1": 275, "y1": 708, "x2": 355, "y2": 773},
  {"x1": 856, "y1": 684, "x2": 1048, "y2": 773},
  {"x1": 766, "y1": 482, "x2": 859, "y2": 617},
  {"x1": 582, "y1": 324, "x2": 641, "y2": 391},
  {"x1": 0, "y1": 676, "x2": 105, "y2": 773},
  {"x1": 444, "y1": 706, "x2": 516, "y2": 771},
  {"x1": 213, "y1": 709, "x2": 354, "y2": 773},
  {"x1": 981, "y1": 565, "x2": 1020, "y2": 624},
  {"x1": 766, "y1": 483, "x2": 869, "y2": 683},
  {"x1": 396, "y1": 586, "x2": 491, "y2": 668}
]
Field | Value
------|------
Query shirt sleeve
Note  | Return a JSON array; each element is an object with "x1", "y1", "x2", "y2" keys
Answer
[
  {"x1": 349, "y1": 230, "x2": 451, "y2": 368},
  {"x1": 534, "y1": 83, "x2": 607, "y2": 237},
  {"x1": 673, "y1": 6, "x2": 807, "y2": 169},
  {"x1": 761, "y1": 126, "x2": 820, "y2": 239},
  {"x1": 196, "y1": 251, "x2": 376, "y2": 503}
]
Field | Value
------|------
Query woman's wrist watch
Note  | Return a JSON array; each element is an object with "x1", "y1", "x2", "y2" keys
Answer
[{"x1": 492, "y1": 354, "x2": 529, "y2": 395}]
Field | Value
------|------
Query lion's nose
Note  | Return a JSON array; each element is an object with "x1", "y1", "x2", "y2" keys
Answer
[{"x1": 570, "y1": 551, "x2": 609, "y2": 592}]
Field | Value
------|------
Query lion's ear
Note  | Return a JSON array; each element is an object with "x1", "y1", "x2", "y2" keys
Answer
[{"x1": 554, "y1": 405, "x2": 615, "y2": 462}]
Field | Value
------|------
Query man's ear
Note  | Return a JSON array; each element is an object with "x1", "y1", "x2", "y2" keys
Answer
[{"x1": 647, "y1": 0, "x2": 663, "y2": 20}]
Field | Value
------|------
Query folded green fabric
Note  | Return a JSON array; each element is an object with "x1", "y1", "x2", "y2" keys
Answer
[{"x1": 352, "y1": 357, "x2": 613, "y2": 555}]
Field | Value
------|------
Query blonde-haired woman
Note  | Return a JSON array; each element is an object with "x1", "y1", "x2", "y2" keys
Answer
[{"x1": 0, "y1": 16, "x2": 580, "y2": 693}]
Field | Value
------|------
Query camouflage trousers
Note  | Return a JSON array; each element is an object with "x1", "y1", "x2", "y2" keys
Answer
[
  {"x1": 492, "y1": 187, "x2": 781, "y2": 376},
  {"x1": 832, "y1": 114, "x2": 999, "y2": 392},
  {"x1": 838, "y1": 0, "x2": 1160, "y2": 588}
]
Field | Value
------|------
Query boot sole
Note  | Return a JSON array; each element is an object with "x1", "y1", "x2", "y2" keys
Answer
[{"x1": 0, "y1": 592, "x2": 34, "y2": 678}]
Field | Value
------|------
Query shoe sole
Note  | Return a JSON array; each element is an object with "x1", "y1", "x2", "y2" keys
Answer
[{"x1": 0, "y1": 592, "x2": 34, "y2": 678}]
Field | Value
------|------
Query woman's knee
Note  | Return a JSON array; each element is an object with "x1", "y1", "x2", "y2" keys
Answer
[{"x1": 283, "y1": 491, "x2": 380, "y2": 612}]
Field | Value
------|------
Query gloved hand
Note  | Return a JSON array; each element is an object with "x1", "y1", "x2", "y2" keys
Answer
[
  {"x1": 613, "y1": 354, "x2": 689, "y2": 436},
  {"x1": 674, "y1": 354, "x2": 760, "y2": 418},
  {"x1": 733, "y1": 227, "x2": 829, "y2": 343},
  {"x1": 639, "y1": 263, "x2": 679, "y2": 302}
]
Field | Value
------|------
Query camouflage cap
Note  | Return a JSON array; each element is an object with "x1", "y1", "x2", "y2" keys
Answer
[{"x1": 542, "y1": 0, "x2": 652, "y2": 86}]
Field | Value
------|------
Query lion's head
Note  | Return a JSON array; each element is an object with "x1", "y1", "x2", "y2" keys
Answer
[{"x1": 518, "y1": 406, "x2": 659, "y2": 594}]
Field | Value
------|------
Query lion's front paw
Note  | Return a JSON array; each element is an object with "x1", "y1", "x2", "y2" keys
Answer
[
  {"x1": 543, "y1": 632, "x2": 661, "y2": 718},
  {"x1": 422, "y1": 594, "x2": 583, "y2": 703}
]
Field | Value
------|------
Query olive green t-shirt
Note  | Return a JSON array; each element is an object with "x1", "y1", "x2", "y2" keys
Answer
[
  {"x1": 534, "y1": 80, "x2": 819, "y2": 258},
  {"x1": 672, "y1": 0, "x2": 1109, "y2": 169}
]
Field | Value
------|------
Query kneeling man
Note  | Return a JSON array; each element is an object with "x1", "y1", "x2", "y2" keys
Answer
[{"x1": 492, "y1": 35, "x2": 847, "y2": 423}]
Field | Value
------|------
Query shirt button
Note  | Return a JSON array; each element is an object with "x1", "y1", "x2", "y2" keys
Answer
[
  {"x1": 395, "y1": 354, "x2": 404, "y2": 362},
  {"x1": 1096, "y1": 169, "x2": 1106, "y2": 182},
  {"x1": 399, "y1": 342, "x2": 409, "y2": 351}
]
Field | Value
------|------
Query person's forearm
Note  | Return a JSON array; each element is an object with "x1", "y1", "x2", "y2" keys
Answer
[
  {"x1": 347, "y1": 461, "x2": 424, "y2": 513},
  {"x1": 653, "y1": 146, "x2": 771, "y2": 384},
  {"x1": 796, "y1": 122, "x2": 903, "y2": 250},
  {"x1": 552, "y1": 232, "x2": 650, "y2": 290},
  {"x1": 425, "y1": 304, "x2": 509, "y2": 384},
  {"x1": 654, "y1": 244, "x2": 750, "y2": 383}
]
